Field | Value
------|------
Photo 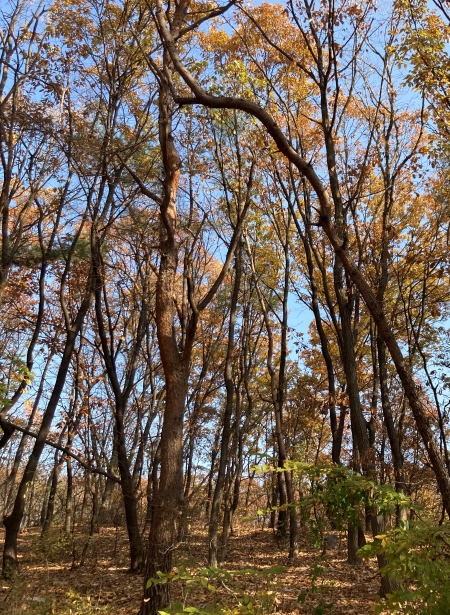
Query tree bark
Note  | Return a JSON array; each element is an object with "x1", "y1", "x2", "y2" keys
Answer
[{"x1": 140, "y1": 54, "x2": 192, "y2": 615}]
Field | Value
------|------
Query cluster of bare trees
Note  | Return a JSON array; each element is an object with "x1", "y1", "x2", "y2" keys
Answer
[{"x1": 1, "y1": 0, "x2": 450, "y2": 612}]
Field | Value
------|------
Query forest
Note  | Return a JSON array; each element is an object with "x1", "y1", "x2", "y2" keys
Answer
[{"x1": 1, "y1": 0, "x2": 450, "y2": 613}]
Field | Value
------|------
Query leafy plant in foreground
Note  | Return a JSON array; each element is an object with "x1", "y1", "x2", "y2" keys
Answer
[
  {"x1": 359, "y1": 521, "x2": 450, "y2": 614},
  {"x1": 145, "y1": 565, "x2": 284, "y2": 615}
]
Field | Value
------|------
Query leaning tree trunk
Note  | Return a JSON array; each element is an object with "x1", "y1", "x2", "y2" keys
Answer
[
  {"x1": 2, "y1": 312, "x2": 90, "y2": 576},
  {"x1": 2, "y1": 167, "x2": 120, "y2": 575}
]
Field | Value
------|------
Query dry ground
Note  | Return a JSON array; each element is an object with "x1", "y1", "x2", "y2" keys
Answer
[{"x1": 0, "y1": 521, "x2": 387, "y2": 615}]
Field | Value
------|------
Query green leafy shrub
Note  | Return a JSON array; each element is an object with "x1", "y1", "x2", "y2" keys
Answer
[
  {"x1": 146, "y1": 565, "x2": 284, "y2": 615},
  {"x1": 359, "y1": 521, "x2": 450, "y2": 614},
  {"x1": 256, "y1": 462, "x2": 410, "y2": 547},
  {"x1": 33, "y1": 529, "x2": 73, "y2": 564}
]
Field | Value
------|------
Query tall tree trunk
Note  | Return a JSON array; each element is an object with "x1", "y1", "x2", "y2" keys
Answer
[
  {"x1": 140, "y1": 57, "x2": 190, "y2": 615},
  {"x1": 209, "y1": 244, "x2": 242, "y2": 567},
  {"x1": 184, "y1": 432, "x2": 195, "y2": 501},
  {"x1": 139, "y1": 42, "x2": 251, "y2": 613}
]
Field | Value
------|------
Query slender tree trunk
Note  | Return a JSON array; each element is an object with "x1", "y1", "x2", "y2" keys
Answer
[
  {"x1": 115, "y1": 411, "x2": 144, "y2": 572},
  {"x1": 80, "y1": 477, "x2": 100, "y2": 568},
  {"x1": 99, "y1": 438, "x2": 119, "y2": 526},
  {"x1": 64, "y1": 456, "x2": 74, "y2": 535},
  {"x1": 276, "y1": 465, "x2": 287, "y2": 541},
  {"x1": 205, "y1": 431, "x2": 220, "y2": 519},
  {"x1": 145, "y1": 439, "x2": 161, "y2": 533},
  {"x1": 184, "y1": 432, "x2": 195, "y2": 501},
  {"x1": 269, "y1": 466, "x2": 278, "y2": 530},
  {"x1": 39, "y1": 471, "x2": 53, "y2": 527},
  {"x1": 42, "y1": 452, "x2": 63, "y2": 535},
  {"x1": 209, "y1": 244, "x2": 242, "y2": 567}
]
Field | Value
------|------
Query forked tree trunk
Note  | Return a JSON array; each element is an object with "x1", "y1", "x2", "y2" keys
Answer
[{"x1": 139, "y1": 54, "x2": 250, "y2": 611}]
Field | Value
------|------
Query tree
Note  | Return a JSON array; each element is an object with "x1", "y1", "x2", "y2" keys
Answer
[{"x1": 151, "y1": 0, "x2": 450, "y2": 521}]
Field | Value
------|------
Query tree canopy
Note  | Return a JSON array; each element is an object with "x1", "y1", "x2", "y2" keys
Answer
[{"x1": 1, "y1": 0, "x2": 450, "y2": 613}]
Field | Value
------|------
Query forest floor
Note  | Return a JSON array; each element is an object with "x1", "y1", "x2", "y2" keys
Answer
[{"x1": 0, "y1": 520, "x2": 387, "y2": 615}]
